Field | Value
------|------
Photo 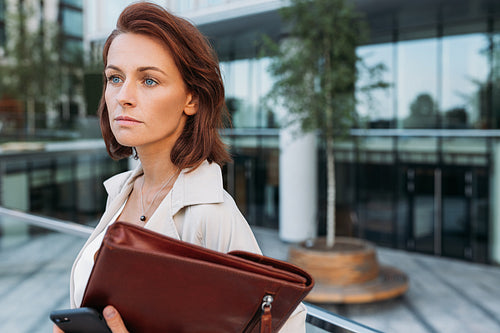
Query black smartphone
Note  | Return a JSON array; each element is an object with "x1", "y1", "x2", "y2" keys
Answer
[{"x1": 50, "y1": 307, "x2": 111, "y2": 333}]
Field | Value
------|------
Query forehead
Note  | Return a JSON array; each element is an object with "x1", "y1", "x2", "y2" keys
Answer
[{"x1": 107, "y1": 33, "x2": 175, "y2": 68}]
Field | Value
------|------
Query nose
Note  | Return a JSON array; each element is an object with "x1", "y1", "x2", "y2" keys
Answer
[{"x1": 115, "y1": 80, "x2": 137, "y2": 108}]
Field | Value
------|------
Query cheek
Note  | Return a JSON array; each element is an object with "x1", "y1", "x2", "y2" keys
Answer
[{"x1": 104, "y1": 89, "x2": 113, "y2": 109}]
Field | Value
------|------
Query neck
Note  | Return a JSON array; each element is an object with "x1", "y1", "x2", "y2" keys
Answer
[{"x1": 137, "y1": 147, "x2": 177, "y2": 188}]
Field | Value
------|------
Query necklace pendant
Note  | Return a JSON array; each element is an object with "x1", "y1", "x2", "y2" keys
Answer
[{"x1": 140, "y1": 215, "x2": 146, "y2": 222}]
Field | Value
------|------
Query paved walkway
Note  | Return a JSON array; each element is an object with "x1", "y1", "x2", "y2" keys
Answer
[
  {"x1": 255, "y1": 228, "x2": 500, "y2": 333},
  {"x1": 1, "y1": 226, "x2": 499, "y2": 332}
]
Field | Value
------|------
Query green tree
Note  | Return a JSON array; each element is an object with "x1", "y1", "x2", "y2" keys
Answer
[
  {"x1": 264, "y1": 0, "x2": 387, "y2": 247},
  {"x1": 404, "y1": 93, "x2": 439, "y2": 128}
]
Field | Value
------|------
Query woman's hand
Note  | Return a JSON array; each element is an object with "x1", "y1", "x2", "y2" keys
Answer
[
  {"x1": 52, "y1": 324, "x2": 63, "y2": 333},
  {"x1": 103, "y1": 305, "x2": 130, "y2": 333},
  {"x1": 52, "y1": 306, "x2": 129, "y2": 333},
  {"x1": 54, "y1": 303, "x2": 302, "y2": 333}
]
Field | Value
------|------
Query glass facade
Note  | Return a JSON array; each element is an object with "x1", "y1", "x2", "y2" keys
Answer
[
  {"x1": 60, "y1": 0, "x2": 83, "y2": 55},
  {"x1": 0, "y1": 0, "x2": 5, "y2": 48},
  {"x1": 442, "y1": 34, "x2": 489, "y2": 129},
  {"x1": 346, "y1": 1, "x2": 498, "y2": 263},
  {"x1": 398, "y1": 38, "x2": 440, "y2": 128},
  {"x1": 221, "y1": 58, "x2": 276, "y2": 128},
  {"x1": 61, "y1": 0, "x2": 82, "y2": 7},
  {"x1": 357, "y1": 34, "x2": 491, "y2": 130},
  {"x1": 201, "y1": 0, "x2": 500, "y2": 263},
  {"x1": 0, "y1": 146, "x2": 128, "y2": 225},
  {"x1": 61, "y1": 7, "x2": 83, "y2": 38}
]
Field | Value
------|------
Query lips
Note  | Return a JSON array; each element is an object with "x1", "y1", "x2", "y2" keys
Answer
[{"x1": 114, "y1": 115, "x2": 142, "y2": 124}]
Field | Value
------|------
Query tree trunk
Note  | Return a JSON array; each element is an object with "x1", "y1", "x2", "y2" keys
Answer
[{"x1": 326, "y1": 138, "x2": 336, "y2": 248}]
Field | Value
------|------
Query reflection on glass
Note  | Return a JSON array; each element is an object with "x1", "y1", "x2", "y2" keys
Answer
[
  {"x1": 442, "y1": 34, "x2": 488, "y2": 129},
  {"x1": 225, "y1": 60, "x2": 253, "y2": 127},
  {"x1": 397, "y1": 38, "x2": 438, "y2": 128},
  {"x1": 221, "y1": 58, "x2": 277, "y2": 129},
  {"x1": 492, "y1": 26, "x2": 500, "y2": 128},
  {"x1": 356, "y1": 43, "x2": 394, "y2": 128}
]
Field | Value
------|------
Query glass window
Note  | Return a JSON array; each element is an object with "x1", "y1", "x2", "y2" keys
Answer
[
  {"x1": 0, "y1": 0, "x2": 4, "y2": 20},
  {"x1": 356, "y1": 42, "x2": 395, "y2": 128},
  {"x1": 175, "y1": 0, "x2": 194, "y2": 12},
  {"x1": 259, "y1": 57, "x2": 280, "y2": 128},
  {"x1": 0, "y1": 0, "x2": 5, "y2": 47},
  {"x1": 441, "y1": 34, "x2": 489, "y2": 129},
  {"x1": 397, "y1": 38, "x2": 438, "y2": 128},
  {"x1": 62, "y1": 39, "x2": 83, "y2": 63},
  {"x1": 221, "y1": 57, "x2": 279, "y2": 129},
  {"x1": 61, "y1": 0, "x2": 82, "y2": 7},
  {"x1": 222, "y1": 59, "x2": 256, "y2": 128},
  {"x1": 62, "y1": 9, "x2": 83, "y2": 38},
  {"x1": 493, "y1": 20, "x2": 500, "y2": 129},
  {"x1": 0, "y1": 23, "x2": 4, "y2": 49}
]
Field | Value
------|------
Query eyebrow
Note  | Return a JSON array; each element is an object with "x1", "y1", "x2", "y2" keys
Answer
[{"x1": 105, "y1": 65, "x2": 167, "y2": 76}]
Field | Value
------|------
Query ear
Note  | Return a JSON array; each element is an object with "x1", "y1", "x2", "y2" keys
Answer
[{"x1": 184, "y1": 93, "x2": 199, "y2": 116}]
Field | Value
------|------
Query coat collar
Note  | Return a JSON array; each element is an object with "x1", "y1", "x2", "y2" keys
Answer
[
  {"x1": 103, "y1": 160, "x2": 225, "y2": 217},
  {"x1": 171, "y1": 160, "x2": 225, "y2": 216}
]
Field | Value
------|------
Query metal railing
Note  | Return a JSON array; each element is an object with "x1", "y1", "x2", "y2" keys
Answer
[
  {"x1": 0, "y1": 206, "x2": 382, "y2": 333},
  {"x1": 0, "y1": 206, "x2": 93, "y2": 237},
  {"x1": 305, "y1": 302, "x2": 383, "y2": 332}
]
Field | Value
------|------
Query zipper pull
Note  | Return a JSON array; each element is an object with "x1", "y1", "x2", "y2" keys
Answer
[
  {"x1": 260, "y1": 295, "x2": 273, "y2": 333},
  {"x1": 261, "y1": 295, "x2": 274, "y2": 310}
]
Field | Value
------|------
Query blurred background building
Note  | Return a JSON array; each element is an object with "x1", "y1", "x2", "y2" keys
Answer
[
  {"x1": 0, "y1": 0, "x2": 85, "y2": 136},
  {"x1": 0, "y1": 0, "x2": 127, "y2": 237},
  {"x1": 1, "y1": 0, "x2": 500, "y2": 266}
]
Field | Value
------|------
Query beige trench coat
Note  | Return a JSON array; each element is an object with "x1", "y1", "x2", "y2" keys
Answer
[{"x1": 69, "y1": 160, "x2": 306, "y2": 332}]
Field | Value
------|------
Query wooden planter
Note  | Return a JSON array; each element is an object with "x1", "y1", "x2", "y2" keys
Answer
[{"x1": 289, "y1": 237, "x2": 409, "y2": 303}]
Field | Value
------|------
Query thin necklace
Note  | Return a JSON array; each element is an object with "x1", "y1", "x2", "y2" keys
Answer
[{"x1": 140, "y1": 170, "x2": 177, "y2": 222}]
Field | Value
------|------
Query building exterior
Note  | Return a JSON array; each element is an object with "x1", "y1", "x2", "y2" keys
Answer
[
  {"x1": 0, "y1": 1, "x2": 116, "y2": 240},
  {"x1": 0, "y1": 0, "x2": 84, "y2": 136},
  {"x1": 84, "y1": 0, "x2": 500, "y2": 265}
]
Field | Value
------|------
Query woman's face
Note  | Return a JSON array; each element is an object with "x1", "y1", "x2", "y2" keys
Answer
[{"x1": 104, "y1": 33, "x2": 197, "y2": 152}]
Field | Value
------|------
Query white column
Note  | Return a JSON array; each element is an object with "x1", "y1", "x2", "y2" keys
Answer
[{"x1": 279, "y1": 125, "x2": 317, "y2": 243}]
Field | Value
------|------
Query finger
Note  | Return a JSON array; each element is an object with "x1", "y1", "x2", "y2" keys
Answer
[
  {"x1": 103, "y1": 305, "x2": 129, "y2": 333},
  {"x1": 52, "y1": 324, "x2": 64, "y2": 333}
]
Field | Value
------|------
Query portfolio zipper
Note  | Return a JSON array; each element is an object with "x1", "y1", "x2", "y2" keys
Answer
[
  {"x1": 243, "y1": 294, "x2": 274, "y2": 333},
  {"x1": 262, "y1": 295, "x2": 274, "y2": 309}
]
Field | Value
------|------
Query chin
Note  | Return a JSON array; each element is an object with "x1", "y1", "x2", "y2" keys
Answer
[{"x1": 114, "y1": 136, "x2": 141, "y2": 148}]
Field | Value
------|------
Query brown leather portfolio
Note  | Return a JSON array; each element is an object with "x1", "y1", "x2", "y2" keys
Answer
[{"x1": 81, "y1": 222, "x2": 314, "y2": 333}]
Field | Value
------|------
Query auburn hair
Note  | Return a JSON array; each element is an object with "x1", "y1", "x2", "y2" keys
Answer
[{"x1": 98, "y1": 2, "x2": 230, "y2": 169}]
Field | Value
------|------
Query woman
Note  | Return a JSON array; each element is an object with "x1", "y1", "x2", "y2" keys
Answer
[{"x1": 54, "y1": 2, "x2": 306, "y2": 332}]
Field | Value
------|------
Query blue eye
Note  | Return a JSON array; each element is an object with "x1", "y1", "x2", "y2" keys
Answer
[
  {"x1": 144, "y1": 78, "x2": 157, "y2": 86},
  {"x1": 108, "y1": 76, "x2": 122, "y2": 84}
]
